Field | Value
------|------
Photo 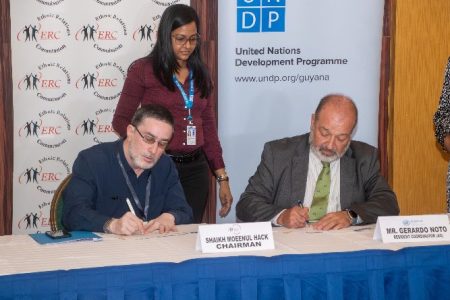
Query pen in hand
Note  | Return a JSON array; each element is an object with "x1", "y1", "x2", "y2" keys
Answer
[
  {"x1": 126, "y1": 198, "x2": 148, "y2": 226},
  {"x1": 126, "y1": 198, "x2": 147, "y2": 234},
  {"x1": 126, "y1": 198, "x2": 137, "y2": 216},
  {"x1": 297, "y1": 202, "x2": 312, "y2": 224}
]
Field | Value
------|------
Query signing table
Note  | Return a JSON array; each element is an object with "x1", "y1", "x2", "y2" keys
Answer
[{"x1": 1, "y1": 224, "x2": 450, "y2": 299}]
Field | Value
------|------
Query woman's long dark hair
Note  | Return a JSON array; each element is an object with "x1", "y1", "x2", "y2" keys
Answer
[{"x1": 147, "y1": 4, "x2": 212, "y2": 98}]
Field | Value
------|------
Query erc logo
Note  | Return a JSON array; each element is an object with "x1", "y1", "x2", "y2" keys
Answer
[
  {"x1": 18, "y1": 156, "x2": 71, "y2": 195},
  {"x1": 132, "y1": 14, "x2": 160, "y2": 50},
  {"x1": 16, "y1": 13, "x2": 70, "y2": 53},
  {"x1": 75, "y1": 108, "x2": 118, "y2": 144},
  {"x1": 75, "y1": 14, "x2": 127, "y2": 53},
  {"x1": 75, "y1": 61, "x2": 126, "y2": 101},
  {"x1": 17, "y1": 62, "x2": 71, "y2": 102},
  {"x1": 18, "y1": 211, "x2": 44, "y2": 231},
  {"x1": 18, "y1": 109, "x2": 71, "y2": 149}
]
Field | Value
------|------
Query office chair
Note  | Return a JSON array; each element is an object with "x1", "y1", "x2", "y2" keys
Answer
[{"x1": 49, "y1": 174, "x2": 72, "y2": 231}]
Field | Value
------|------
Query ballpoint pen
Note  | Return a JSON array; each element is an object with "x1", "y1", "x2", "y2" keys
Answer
[
  {"x1": 353, "y1": 227, "x2": 373, "y2": 232},
  {"x1": 126, "y1": 198, "x2": 148, "y2": 225},
  {"x1": 126, "y1": 198, "x2": 136, "y2": 216},
  {"x1": 297, "y1": 202, "x2": 314, "y2": 224}
]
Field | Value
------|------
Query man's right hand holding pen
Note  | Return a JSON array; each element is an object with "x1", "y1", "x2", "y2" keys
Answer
[
  {"x1": 105, "y1": 212, "x2": 177, "y2": 235},
  {"x1": 103, "y1": 198, "x2": 177, "y2": 235},
  {"x1": 276, "y1": 203, "x2": 310, "y2": 228},
  {"x1": 106, "y1": 212, "x2": 146, "y2": 235}
]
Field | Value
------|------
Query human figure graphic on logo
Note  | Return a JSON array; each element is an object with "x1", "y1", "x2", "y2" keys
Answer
[
  {"x1": 81, "y1": 25, "x2": 89, "y2": 41},
  {"x1": 146, "y1": 25, "x2": 153, "y2": 41},
  {"x1": 138, "y1": 25, "x2": 146, "y2": 41},
  {"x1": 88, "y1": 72, "x2": 97, "y2": 89},
  {"x1": 31, "y1": 25, "x2": 38, "y2": 42},
  {"x1": 32, "y1": 213, "x2": 40, "y2": 229},
  {"x1": 88, "y1": 119, "x2": 97, "y2": 134},
  {"x1": 31, "y1": 167, "x2": 40, "y2": 183},
  {"x1": 24, "y1": 74, "x2": 32, "y2": 90},
  {"x1": 23, "y1": 25, "x2": 31, "y2": 41},
  {"x1": 24, "y1": 121, "x2": 32, "y2": 136},
  {"x1": 31, "y1": 121, "x2": 40, "y2": 137},
  {"x1": 88, "y1": 24, "x2": 97, "y2": 41},
  {"x1": 24, "y1": 213, "x2": 32, "y2": 229},
  {"x1": 31, "y1": 74, "x2": 39, "y2": 90},
  {"x1": 81, "y1": 119, "x2": 89, "y2": 135},
  {"x1": 81, "y1": 73, "x2": 89, "y2": 89},
  {"x1": 24, "y1": 168, "x2": 32, "y2": 183}
]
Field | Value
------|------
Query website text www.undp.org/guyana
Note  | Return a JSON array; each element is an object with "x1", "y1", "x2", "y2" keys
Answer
[
  {"x1": 233, "y1": 56, "x2": 347, "y2": 84},
  {"x1": 235, "y1": 73, "x2": 330, "y2": 84}
]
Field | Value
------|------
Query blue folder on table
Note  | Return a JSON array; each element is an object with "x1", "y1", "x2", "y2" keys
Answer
[{"x1": 29, "y1": 231, "x2": 102, "y2": 245}]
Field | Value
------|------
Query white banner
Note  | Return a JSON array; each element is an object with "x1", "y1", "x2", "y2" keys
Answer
[
  {"x1": 218, "y1": 0, "x2": 384, "y2": 223},
  {"x1": 11, "y1": 0, "x2": 189, "y2": 234}
]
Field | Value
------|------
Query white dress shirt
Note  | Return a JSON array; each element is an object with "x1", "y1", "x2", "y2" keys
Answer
[{"x1": 272, "y1": 148, "x2": 341, "y2": 225}]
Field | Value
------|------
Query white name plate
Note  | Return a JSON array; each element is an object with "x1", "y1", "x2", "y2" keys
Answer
[
  {"x1": 196, "y1": 222, "x2": 274, "y2": 253},
  {"x1": 373, "y1": 214, "x2": 450, "y2": 243}
]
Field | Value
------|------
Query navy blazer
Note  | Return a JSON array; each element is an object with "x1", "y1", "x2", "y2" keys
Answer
[
  {"x1": 236, "y1": 133, "x2": 399, "y2": 224},
  {"x1": 63, "y1": 140, "x2": 193, "y2": 232}
]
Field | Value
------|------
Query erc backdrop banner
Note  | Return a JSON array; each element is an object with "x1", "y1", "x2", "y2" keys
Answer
[
  {"x1": 11, "y1": 0, "x2": 188, "y2": 234},
  {"x1": 217, "y1": 0, "x2": 384, "y2": 223}
]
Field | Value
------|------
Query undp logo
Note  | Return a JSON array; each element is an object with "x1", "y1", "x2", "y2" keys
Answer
[{"x1": 237, "y1": 0, "x2": 286, "y2": 33}]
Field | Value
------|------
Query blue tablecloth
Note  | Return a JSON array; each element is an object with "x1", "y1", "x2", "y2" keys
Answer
[{"x1": 1, "y1": 245, "x2": 450, "y2": 300}]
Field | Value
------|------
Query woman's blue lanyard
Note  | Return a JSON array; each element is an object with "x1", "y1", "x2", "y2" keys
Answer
[
  {"x1": 116, "y1": 151, "x2": 151, "y2": 220},
  {"x1": 172, "y1": 70, "x2": 194, "y2": 124}
]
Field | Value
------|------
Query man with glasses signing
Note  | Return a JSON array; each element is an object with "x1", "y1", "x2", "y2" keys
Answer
[{"x1": 63, "y1": 104, "x2": 193, "y2": 235}]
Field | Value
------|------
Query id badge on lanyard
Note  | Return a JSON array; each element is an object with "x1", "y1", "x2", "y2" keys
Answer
[
  {"x1": 186, "y1": 125, "x2": 196, "y2": 145},
  {"x1": 173, "y1": 71, "x2": 197, "y2": 146}
]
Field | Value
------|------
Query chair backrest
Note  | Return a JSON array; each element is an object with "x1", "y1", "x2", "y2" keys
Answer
[{"x1": 49, "y1": 174, "x2": 72, "y2": 231}]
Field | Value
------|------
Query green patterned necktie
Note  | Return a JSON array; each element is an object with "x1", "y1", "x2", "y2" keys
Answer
[{"x1": 309, "y1": 161, "x2": 331, "y2": 221}]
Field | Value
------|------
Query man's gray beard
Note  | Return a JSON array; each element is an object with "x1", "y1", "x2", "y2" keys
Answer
[
  {"x1": 127, "y1": 140, "x2": 155, "y2": 171},
  {"x1": 309, "y1": 134, "x2": 350, "y2": 163}
]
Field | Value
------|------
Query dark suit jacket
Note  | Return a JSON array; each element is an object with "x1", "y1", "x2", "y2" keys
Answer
[
  {"x1": 236, "y1": 133, "x2": 399, "y2": 224},
  {"x1": 62, "y1": 140, "x2": 193, "y2": 232}
]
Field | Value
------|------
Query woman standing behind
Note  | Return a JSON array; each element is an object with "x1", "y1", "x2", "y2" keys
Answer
[
  {"x1": 433, "y1": 57, "x2": 450, "y2": 212},
  {"x1": 112, "y1": 4, "x2": 232, "y2": 222}
]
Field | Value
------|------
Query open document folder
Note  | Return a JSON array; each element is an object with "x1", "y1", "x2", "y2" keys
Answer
[{"x1": 29, "y1": 231, "x2": 102, "y2": 245}]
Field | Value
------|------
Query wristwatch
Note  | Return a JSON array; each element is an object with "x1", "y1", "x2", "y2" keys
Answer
[
  {"x1": 346, "y1": 209, "x2": 358, "y2": 226},
  {"x1": 216, "y1": 174, "x2": 229, "y2": 183}
]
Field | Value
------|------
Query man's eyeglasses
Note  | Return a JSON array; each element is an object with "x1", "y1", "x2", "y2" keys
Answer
[
  {"x1": 133, "y1": 125, "x2": 169, "y2": 150},
  {"x1": 172, "y1": 33, "x2": 200, "y2": 46}
]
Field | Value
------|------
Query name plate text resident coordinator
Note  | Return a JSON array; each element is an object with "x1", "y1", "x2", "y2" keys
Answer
[
  {"x1": 196, "y1": 222, "x2": 274, "y2": 253},
  {"x1": 373, "y1": 214, "x2": 450, "y2": 243}
]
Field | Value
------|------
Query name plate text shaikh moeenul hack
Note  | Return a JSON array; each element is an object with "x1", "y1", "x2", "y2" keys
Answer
[{"x1": 196, "y1": 222, "x2": 274, "y2": 253}]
